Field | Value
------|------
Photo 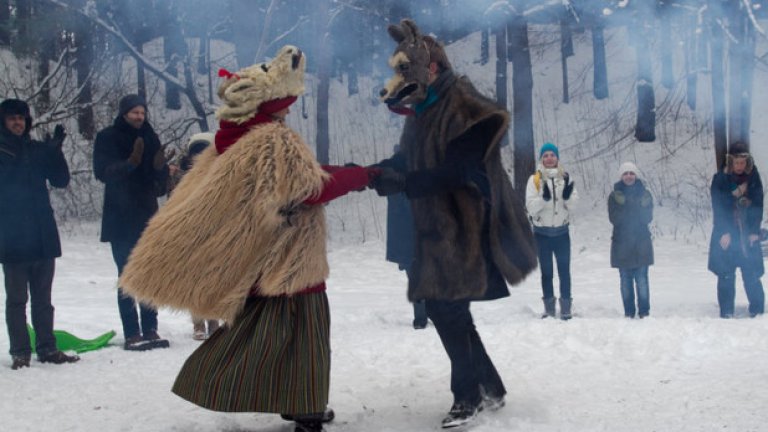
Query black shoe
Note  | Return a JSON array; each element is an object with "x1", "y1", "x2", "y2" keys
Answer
[
  {"x1": 11, "y1": 355, "x2": 31, "y2": 370},
  {"x1": 38, "y1": 350, "x2": 80, "y2": 365},
  {"x1": 124, "y1": 334, "x2": 170, "y2": 351},
  {"x1": 294, "y1": 420, "x2": 324, "y2": 432},
  {"x1": 481, "y1": 393, "x2": 505, "y2": 411},
  {"x1": 441, "y1": 402, "x2": 479, "y2": 428},
  {"x1": 413, "y1": 320, "x2": 428, "y2": 330},
  {"x1": 282, "y1": 409, "x2": 335, "y2": 423}
]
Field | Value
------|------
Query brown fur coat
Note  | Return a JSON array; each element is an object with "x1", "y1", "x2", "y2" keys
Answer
[
  {"x1": 402, "y1": 71, "x2": 537, "y2": 301},
  {"x1": 119, "y1": 122, "x2": 329, "y2": 323}
]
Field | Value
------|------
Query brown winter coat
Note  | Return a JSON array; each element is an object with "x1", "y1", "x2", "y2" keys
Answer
[
  {"x1": 402, "y1": 71, "x2": 537, "y2": 301},
  {"x1": 120, "y1": 122, "x2": 329, "y2": 323}
]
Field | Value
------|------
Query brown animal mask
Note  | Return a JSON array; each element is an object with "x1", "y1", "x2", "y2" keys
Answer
[{"x1": 380, "y1": 19, "x2": 451, "y2": 108}]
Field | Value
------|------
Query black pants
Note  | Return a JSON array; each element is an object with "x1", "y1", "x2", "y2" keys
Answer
[
  {"x1": 4, "y1": 259, "x2": 57, "y2": 358},
  {"x1": 535, "y1": 232, "x2": 572, "y2": 300},
  {"x1": 425, "y1": 299, "x2": 505, "y2": 405},
  {"x1": 111, "y1": 239, "x2": 158, "y2": 339}
]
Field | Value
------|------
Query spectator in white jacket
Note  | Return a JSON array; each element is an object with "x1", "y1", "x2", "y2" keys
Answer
[{"x1": 525, "y1": 142, "x2": 578, "y2": 319}]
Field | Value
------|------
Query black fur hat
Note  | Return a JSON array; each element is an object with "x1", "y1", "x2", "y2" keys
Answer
[
  {"x1": 0, "y1": 98, "x2": 32, "y2": 134},
  {"x1": 118, "y1": 94, "x2": 147, "y2": 117}
]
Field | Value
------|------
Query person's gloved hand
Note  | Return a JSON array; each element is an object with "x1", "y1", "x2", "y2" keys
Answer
[
  {"x1": 562, "y1": 173, "x2": 574, "y2": 200},
  {"x1": 640, "y1": 192, "x2": 652, "y2": 207},
  {"x1": 128, "y1": 137, "x2": 144, "y2": 167},
  {"x1": 372, "y1": 167, "x2": 406, "y2": 196},
  {"x1": 463, "y1": 166, "x2": 491, "y2": 199},
  {"x1": 612, "y1": 190, "x2": 625, "y2": 205},
  {"x1": 153, "y1": 147, "x2": 175, "y2": 171},
  {"x1": 542, "y1": 182, "x2": 552, "y2": 201},
  {"x1": 737, "y1": 196, "x2": 752, "y2": 208},
  {"x1": 44, "y1": 124, "x2": 67, "y2": 150}
]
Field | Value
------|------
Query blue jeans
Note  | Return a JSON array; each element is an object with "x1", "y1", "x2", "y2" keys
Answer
[
  {"x1": 535, "y1": 232, "x2": 571, "y2": 300},
  {"x1": 111, "y1": 239, "x2": 158, "y2": 339},
  {"x1": 619, "y1": 267, "x2": 650, "y2": 318},
  {"x1": 717, "y1": 268, "x2": 765, "y2": 318}
]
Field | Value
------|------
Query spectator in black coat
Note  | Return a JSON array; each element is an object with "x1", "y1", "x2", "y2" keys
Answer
[
  {"x1": 93, "y1": 94, "x2": 171, "y2": 350},
  {"x1": 708, "y1": 142, "x2": 764, "y2": 318},
  {"x1": 608, "y1": 162, "x2": 654, "y2": 318},
  {"x1": 384, "y1": 145, "x2": 426, "y2": 329},
  {"x1": 0, "y1": 98, "x2": 79, "y2": 369}
]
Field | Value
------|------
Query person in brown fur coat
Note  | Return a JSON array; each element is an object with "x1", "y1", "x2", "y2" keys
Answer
[
  {"x1": 373, "y1": 20, "x2": 538, "y2": 429},
  {"x1": 119, "y1": 46, "x2": 379, "y2": 432}
]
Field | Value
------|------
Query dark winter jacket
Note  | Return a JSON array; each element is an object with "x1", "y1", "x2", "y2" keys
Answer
[
  {"x1": 708, "y1": 167, "x2": 764, "y2": 276},
  {"x1": 0, "y1": 128, "x2": 70, "y2": 263},
  {"x1": 379, "y1": 71, "x2": 537, "y2": 302},
  {"x1": 608, "y1": 180, "x2": 654, "y2": 269},
  {"x1": 93, "y1": 116, "x2": 168, "y2": 243}
]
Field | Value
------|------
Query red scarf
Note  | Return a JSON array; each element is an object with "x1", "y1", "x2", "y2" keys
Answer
[{"x1": 215, "y1": 96, "x2": 298, "y2": 154}]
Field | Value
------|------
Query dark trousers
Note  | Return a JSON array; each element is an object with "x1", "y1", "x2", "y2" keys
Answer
[
  {"x1": 405, "y1": 268, "x2": 427, "y2": 326},
  {"x1": 717, "y1": 267, "x2": 765, "y2": 317},
  {"x1": 535, "y1": 232, "x2": 572, "y2": 300},
  {"x1": 111, "y1": 239, "x2": 158, "y2": 339},
  {"x1": 4, "y1": 259, "x2": 57, "y2": 357},
  {"x1": 425, "y1": 299, "x2": 505, "y2": 405}
]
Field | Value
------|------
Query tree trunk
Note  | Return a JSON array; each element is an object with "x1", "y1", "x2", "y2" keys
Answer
[
  {"x1": 591, "y1": 23, "x2": 608, "y2": 99},
  {"x1": 315, "y1": 0, "x2": 331, "y2": 164},
  {"x1": 685, "y1": 14, "x2": 697, "y2": 111},
  {"x1": 230, "y1": 0, "x2": 260, "y2": 68},
  {"x1": 36, "y1": 37, "x2": 54, "y2": 110},
  {"x1": 74, "y1": 16, "x2": 95, "y2": 139},
  {"x1": 728, "y1": 9, "x2": 754, "y2": 147},
  {"x1": 632, "y1": 12, "x2": 656, "y2": 142},
  {"x1": 508, "y1": 15, "x2": 535, "y2": 192},
  {"x1": 660, "y1": 11, "x2": 674, "y2": 89},
  {"x1": 0, "y1": 0, "x2": 10, "y2": 45},
  {"x1": 493, "y1": 20, "x2": 507, "y2": 114},
  {"x1": 560, "y1": 17, "x2": 572, "y2": 104},
  {"x1": 136, "y1": 43, "x2": 146, "y2": 101},
  {"x1": 481, "y1": 28, "x2": 489, "y2": 66},
  {"x1": 710, "y1": 16, "x2": 727, "y2": 170},
  {"x1": 162, "y1": 21, "x2": 183, "y2": 108}
]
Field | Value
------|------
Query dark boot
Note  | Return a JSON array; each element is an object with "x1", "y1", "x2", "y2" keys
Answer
[
  {"x1": 541, "y1": 297, "x2": 556, "y2": 318},
  {"x1": 441, "y1": 402, "x2": 480, "y2": 429},
  {"x1": 11, "y1": 355, "x2": 31, "y2": 370},
  {"x1": 294, "y1": 420, "x2": 323, "y2": 432},
  {"x1": 292, "y1": 412, "x2": 327, "y2": 432},
  {"x1": 38, "y1": 351, "x2": 80, "y2": 365},
  {"x1": 281, "y1": 408, "x2": 335, "y2": 423},
  {"x1": 559, "y1": 298, "x2": 572, "y2": 320}
]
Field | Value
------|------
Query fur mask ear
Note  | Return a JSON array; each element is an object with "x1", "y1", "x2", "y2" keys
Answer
[
  {"x1": 388, "y1": 23, "x2": 406, "y2": 43},
  {"x1": 401, "y1": 19, "x2": 421, "y2": 44}
]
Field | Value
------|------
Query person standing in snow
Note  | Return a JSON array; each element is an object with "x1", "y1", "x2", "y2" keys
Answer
[
  {"x1": 0, "y1": 98, "x2": 80, "y2": 369},
  {"x1": 384, "y1": 144, "x2": 427, "y2": 330},
  {"x1": 93, "y1": 94, "x2": 171, "y2": 351},
  {"x1": 119, "y1": 46, "x2": 381, "y2": 432},
  {"x1": 708, "y1": 142, "x2": 765, "y2": 318},
  {"x1": 525, "y1": 142, "x2": 578, "y2": 319},
  {"x1": 166, "y1": 132, "x2": 221, "y2": 341},
  {"x1": 608, "y1": 162, "x2": 654, "y2": 318},
  {"x1": 373, "y1": 20, "x2": 537, "y2": 428}
]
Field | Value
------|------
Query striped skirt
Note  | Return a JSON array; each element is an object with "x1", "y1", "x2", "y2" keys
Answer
[{"x1": 172, "y1": 292, "x2": 330, "y2": 414}]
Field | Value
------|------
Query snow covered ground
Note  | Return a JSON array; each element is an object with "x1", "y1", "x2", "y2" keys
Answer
[{"x1": 2, "y1": 208, "x2": 768, "y2": 432}]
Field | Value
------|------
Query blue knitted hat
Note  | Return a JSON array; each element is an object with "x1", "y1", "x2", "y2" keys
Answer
[{"x1": 540, "y1": 142, "x2": 559, "y2": 159}]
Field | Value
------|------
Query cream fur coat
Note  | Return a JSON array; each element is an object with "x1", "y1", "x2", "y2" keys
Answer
[{"x1": 120, "y1": 122, "x2": 329, "y2": 323}]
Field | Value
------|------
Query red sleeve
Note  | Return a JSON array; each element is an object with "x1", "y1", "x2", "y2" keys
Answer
[
  {"x1": 304, "y1": 166, "x2": 372, "y2": 205},
  {"x1": 321, "y1": 164, "x2": 345, "y2": 174}
]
